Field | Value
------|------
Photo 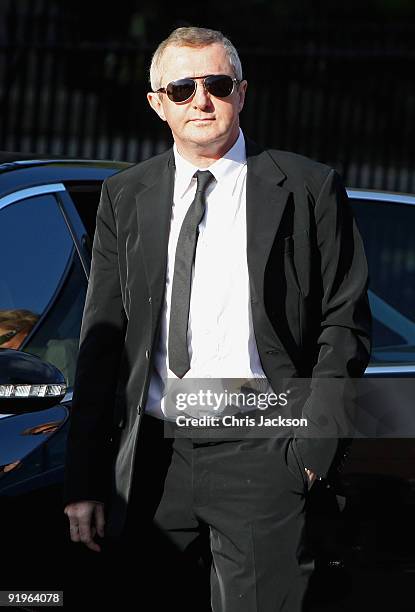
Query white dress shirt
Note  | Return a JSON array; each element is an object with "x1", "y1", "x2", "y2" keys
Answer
[{"x1": 144, "y1": 129, "x2": 269, "y2": 419}]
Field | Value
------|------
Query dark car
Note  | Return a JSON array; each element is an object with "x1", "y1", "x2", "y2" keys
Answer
[
  {"x1": 0, "y1": 155, "x2": 130, "y2": 605},
  {"x1": 0, "y1": 156, "x2": 414, "y2": 608}
]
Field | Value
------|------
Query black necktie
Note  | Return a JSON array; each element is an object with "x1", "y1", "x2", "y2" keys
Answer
[{"x1": 168, "y1": 170, "x2": 215, "y2": 378}]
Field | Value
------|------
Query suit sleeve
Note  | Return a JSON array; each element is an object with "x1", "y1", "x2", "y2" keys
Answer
[
  {"x1": 62, "y1": 179, "x2": 127, "y2": 507},
  {"x1": 294, "y1": 169, "x2": 372, "y2": 478}
]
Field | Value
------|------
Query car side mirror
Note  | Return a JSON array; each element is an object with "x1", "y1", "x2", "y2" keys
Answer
[{"x1": 0, "y1": 348, "x2": 66, "y2": 413}]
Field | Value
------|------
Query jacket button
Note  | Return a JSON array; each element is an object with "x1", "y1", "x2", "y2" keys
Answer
[
  {"x1": 145, "y1": 349, "x2": 150, "y2": 359},
  {"x1": 148, "y1": 297, "x2": 152, "y2": 303}
]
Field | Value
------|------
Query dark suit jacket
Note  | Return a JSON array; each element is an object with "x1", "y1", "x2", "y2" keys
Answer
[{"x1": 62, "y1": 139, "x2": 371, "y2": 540}]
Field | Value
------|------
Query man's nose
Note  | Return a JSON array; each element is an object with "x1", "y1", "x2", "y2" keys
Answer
[{"x1": 192, "y1": 80, "x2": 213, "y2": 108}]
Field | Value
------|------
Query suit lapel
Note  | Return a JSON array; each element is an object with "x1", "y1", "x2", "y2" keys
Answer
[
  {"x1": 246, "y1": 139, "x2": 290, "y2": 304},
  {"x1": 245, "y1": 140, "x2": 299, "y2": 371},
  {"x1": 135, "y1": 150, "x2": 175, "y2": 312}
]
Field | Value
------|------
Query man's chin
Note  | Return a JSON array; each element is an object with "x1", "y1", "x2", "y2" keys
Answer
[
  {"x1": 175, "y1": 124, "x2": 238, "y2": 154},
  {"x1": 186, "y1": 126, "x2": 227, "y2": 147},
  {"x1": 187, "y1": 122, "x2": 218, "y2": 138}
]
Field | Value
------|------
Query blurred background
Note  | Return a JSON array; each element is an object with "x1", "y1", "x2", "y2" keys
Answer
[
  {"x1": 1, "y1": 0, "x2": 414, "y2": 190},
  {"x1": 1, "y1": 5, "x2": 415, "y2": 610}
]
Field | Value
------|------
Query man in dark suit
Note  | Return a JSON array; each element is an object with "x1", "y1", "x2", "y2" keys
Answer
[{"x1": 63, "y1": 26, "x2": 371, "y2": 611}]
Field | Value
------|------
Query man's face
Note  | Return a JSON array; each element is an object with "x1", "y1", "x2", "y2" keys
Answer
[{"x1": 147, "y1": 43, "x2": 247, "y2": 159}]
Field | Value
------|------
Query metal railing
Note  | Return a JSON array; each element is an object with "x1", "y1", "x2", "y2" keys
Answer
[{"x1": 0, "y1": 3, "x2": 414, "y2": 191}]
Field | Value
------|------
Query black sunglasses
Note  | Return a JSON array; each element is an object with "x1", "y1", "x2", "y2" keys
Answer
[{"x1": 156, "y1": 74, "x2": 241, "y2": 103}]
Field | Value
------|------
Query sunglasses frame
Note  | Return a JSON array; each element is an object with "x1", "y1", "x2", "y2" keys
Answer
[{"x1": 156, "y1": 74, "x2": 241, "y2": 104}]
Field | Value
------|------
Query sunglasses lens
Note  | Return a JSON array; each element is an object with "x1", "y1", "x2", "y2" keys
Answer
[
  {"x1": 164, "y1": 75, "x2": 236, "y2": 102},
  {"x1": 167, "y1": 79, "x2": 196, "y2": 102},
  {"x1": 205, "y1": 75, "x2": 234, "y2": 97}
]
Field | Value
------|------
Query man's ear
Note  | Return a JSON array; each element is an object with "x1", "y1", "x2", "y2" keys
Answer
[
  {"x1": 237, "y1": 80, "x2": 248, "y2": 113},
  {"x1": 147, "y1": 92, "x2": 167, "y2": 122}
]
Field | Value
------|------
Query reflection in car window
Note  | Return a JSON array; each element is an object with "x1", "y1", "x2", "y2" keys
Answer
[
  {"x1": 351, "y1": 199, "x2": 415, "y2": 365},
  {"x1": 0, "y1": 309, "x2": 39, "y2": 349},
  {"x1": 22, "y1": 251, "x2": 87, "y2": 387},
  {"x1": 0, "y1": 193, "x2": 87, "y2": 386}
]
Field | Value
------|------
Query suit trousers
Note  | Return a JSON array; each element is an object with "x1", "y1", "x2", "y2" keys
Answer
[{"x1": 103, "y1": 412, "x2": 315, "y2": 612}]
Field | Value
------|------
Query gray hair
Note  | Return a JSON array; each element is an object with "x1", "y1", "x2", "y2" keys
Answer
[{"x1": 149, "y1": 26, "x2": 243, "y2": 91}]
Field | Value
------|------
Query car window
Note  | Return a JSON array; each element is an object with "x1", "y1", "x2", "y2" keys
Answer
[
  {"x1": 0, "y1": 193, "x2": 87, "y2": 386},
  {"x1": 351, "y1": 198, "x2": 415, "y2": 365},
  {"x1": 66, "y1": 183, "x2": 102, "y2": 243}
]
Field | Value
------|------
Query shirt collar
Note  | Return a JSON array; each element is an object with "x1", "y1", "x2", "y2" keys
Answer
[{"x1": 173, "y1": 129, "x2": 246, "y2": 199}]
